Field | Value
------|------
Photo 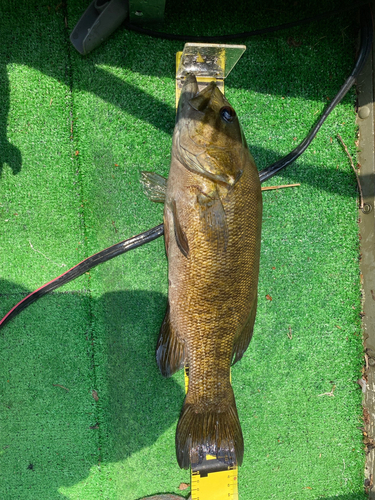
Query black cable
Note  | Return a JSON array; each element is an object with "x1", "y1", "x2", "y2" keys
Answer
[
  {"x1": 0, "y1": 224, "x2": 164, "y2": 329},
  {"x1": 259, "y1": 4, "x2": 373, "y2": 182},
  {"x1": 0, "y1": 4, "x2": 372, "y2": 329},
  {"x1": 123, "y1": 1, "x2": 369, "y2": 42}
]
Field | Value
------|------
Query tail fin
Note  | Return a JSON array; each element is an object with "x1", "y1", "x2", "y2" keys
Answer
[{"x1": 175, "y1": 393, "x2": 244, "y2": 469}]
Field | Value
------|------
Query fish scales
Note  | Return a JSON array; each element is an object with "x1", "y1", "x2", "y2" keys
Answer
[
  {"x1": 167, "y1": 156, "x2": 261, "y2": 468},
  {"x1": 144, "y1": 74, "x2": 262, "y2": 469}
]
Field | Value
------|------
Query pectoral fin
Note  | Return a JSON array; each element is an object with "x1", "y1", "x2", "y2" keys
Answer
[
  {"x1": 177, "y1": 142, "x2": 234, "y2": 186},
  {"x1": 140, "y1": 171, "x2": 167, "y2": 203},
  {"x1": 156, "y1": 303, "x2": 185, "y2": 377},
  {"x1": 172, "y1": 200, "x2": 189, "y2": 258},
  {"x1": 163, "y1": 210, "x2": 170, "y2": 258},
  {"x1": 197, "y1": 190, "x2": 228, "y2": 252}
]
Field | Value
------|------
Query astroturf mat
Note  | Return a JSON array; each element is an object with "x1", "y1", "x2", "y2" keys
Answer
[{"x1": 0, "y1": 1, "x2": 367, "y2": 499}]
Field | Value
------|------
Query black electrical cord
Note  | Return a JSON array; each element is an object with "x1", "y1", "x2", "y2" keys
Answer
[
  {"x1": 0, "y1": 4, "x2": 372, "y2": 330},
  {"x1": 259, "y1": 4, "x2": 373, "y2": 182},
  {"x1": 123, "y1": 1, "x2": 369, "y2": 42},
  {"x1": 0, "y1": 224, "x2": 164, "y2": 329}
]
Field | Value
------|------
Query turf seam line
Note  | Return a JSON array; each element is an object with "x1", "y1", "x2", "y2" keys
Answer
[{"x1": 63, "y1": 1, "x2": 104, "y2": 472}]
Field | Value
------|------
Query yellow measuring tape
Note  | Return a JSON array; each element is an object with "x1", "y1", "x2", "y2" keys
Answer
[
  {"x1": 176, "y1": 43, "x2": 245, "y2": 499},
  {"x1": 184, "y1": 368, "x2": 239, "y2": 500},
  {"x1": 191, "y1": 460, "x2": 239, "y2": 500}
]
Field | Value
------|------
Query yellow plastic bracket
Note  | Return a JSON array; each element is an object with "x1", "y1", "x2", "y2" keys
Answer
[{"x1": 175, "y1": 43, "x2": 246, "y2": 108}]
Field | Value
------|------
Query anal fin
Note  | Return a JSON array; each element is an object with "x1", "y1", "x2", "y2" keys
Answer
[
  {"x1": 232, "y1": 295, "x2": 258, "y2": 365},
  {"x1": 156, "y1": 303, "x2": 185, "y2": 377}
]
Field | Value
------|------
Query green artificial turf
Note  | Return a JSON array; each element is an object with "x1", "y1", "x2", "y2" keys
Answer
[{"x1": 0, "y1": 0, "x2": 366, "y2": 498}]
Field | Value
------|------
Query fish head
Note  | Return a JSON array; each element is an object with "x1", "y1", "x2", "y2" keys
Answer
[{"x1": 175, "y1": 74, "x2": 247, "y2": 187}]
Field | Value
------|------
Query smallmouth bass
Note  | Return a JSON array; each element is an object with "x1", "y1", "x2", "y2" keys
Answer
[{"x1": 141, "y1": 74, "x2": 262, "y2": 469}]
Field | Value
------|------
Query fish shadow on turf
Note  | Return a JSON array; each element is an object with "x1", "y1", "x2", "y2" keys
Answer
[
  {"x1": 100, "y1": 288, "x2": 184, "y2": 464},
  {"x1": 0, "y1": 281, "x2": 183, "y2": 499}
]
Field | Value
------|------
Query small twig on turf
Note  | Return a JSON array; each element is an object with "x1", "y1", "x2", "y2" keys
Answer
[
  {"x1": 287, "y1": 326, "x2": 292, "y2": 339},
  {"x1": 29, "y1": 240, "x2": 66, "y2": 268},
  {"x1": 337, "y1": 134, "x2": 364, "y2": 209},
  {"x1": 261, "y1": 183, "x2": 300, "y2": 191},
  {"x1": 53, "y1": 384, "x2": 69, "y2": 392},
  {"x1": 318, "y1": 384, "x2": 336, "y2": 397}
]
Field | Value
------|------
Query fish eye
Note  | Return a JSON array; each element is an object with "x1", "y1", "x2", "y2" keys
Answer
[{"x1": 220, "y1": 106, "x2": 236, "y2": 123}]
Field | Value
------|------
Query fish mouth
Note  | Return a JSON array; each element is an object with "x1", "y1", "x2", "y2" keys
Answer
[
  {"x1": 176, "y1": 74, "x2": 199, "y2": 122},
  {"x1": 189, "y1": 81, "x2": 218, "y2": 113},
  {"x1": 182, "y1": 73, "x2": 199, "y2": 97},
  {"x1": 177, "y1": 75, "x2": 220, "y2": 121}
]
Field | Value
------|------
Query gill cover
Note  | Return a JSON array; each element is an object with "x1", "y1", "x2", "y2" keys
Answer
[{"x1": 175, "y1": 76, "x2": 245, "y2": 186}]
